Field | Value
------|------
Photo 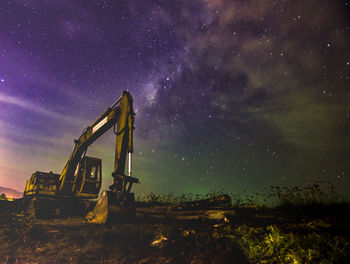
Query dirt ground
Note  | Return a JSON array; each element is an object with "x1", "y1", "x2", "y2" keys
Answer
[{"x1": 0, "y1": 199, "x2": 349, "y2": 264}]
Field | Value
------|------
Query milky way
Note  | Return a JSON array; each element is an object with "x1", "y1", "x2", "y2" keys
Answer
[{"x1": 0, "y1": 0, "x2": 349, "y2": 197}]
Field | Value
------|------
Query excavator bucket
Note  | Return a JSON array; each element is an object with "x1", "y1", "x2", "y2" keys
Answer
[{"x1": 86, "y1": 190, "x2": 136, "y2": 224}]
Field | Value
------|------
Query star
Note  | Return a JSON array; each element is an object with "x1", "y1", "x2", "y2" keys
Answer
[{"x1": 0, "y1": 0, "x2": 348, "y2": 198}]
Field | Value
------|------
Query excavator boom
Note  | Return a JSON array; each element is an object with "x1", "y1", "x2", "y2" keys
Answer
[{"x1": 57, "y1": 94, "x2": 122, "y2": 196}]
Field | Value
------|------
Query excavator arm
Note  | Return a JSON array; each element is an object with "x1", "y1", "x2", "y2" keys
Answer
[
  {"x1": 110, "y1": 91, "x2": 138, "y2": 194},
  {"x1": 57, "y1": 90, "x2": 137, "y2": 197},
  {"x1": 85, "y1": 92, "x2": 139, "y2": 224}
]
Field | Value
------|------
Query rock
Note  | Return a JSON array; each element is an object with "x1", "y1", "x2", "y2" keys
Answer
[{"x1": 150, "y1": 235, "x2": 168, "y2": 248}]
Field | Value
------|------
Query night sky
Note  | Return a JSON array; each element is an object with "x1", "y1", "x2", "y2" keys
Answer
[{"x1": 0, "y1": 0, "x2": 349, "y2": 198}]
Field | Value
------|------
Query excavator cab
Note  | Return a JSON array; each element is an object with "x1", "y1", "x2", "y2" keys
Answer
[
  {"x1": 73, "y1": 156, "x2": 102, "y2": 199},
  {"x1": 23, "y1": 156, "x2": 102, "y2": 199}
]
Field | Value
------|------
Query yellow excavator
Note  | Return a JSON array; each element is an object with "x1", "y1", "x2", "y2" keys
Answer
[{"x1": 23, "y1": 90, "x2": 139, "y2": 223}]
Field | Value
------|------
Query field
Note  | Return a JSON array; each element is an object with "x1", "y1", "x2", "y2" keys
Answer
[{"x1": 0, "y1": 182, "x2": 349, "y2": 264}]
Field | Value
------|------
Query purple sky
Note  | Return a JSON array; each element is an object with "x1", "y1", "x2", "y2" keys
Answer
[{"x1": 0, "y1": 0, "x2": 349, "y2": 198}]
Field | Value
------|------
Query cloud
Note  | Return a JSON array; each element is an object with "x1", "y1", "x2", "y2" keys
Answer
[{"x1": 0, "y1": 92, "x2": 82, "y2": 124}]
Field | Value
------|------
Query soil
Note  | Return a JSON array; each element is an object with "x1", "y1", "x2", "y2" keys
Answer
[{"x1": 0, "y1": 199, "x2": 349, "y2": 264}]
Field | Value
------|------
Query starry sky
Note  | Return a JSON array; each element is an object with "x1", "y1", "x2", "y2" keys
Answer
[{"x1": 0, "y1": 0, "x2": 349, "y2": 198}]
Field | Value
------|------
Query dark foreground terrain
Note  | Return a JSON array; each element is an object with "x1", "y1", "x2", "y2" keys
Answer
[{"x1": 0, "y1": 189, "x2": 350, "y2": 264}]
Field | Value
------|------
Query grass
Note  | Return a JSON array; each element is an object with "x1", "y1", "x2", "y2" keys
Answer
[
  {"x1": 136, "y1": 179, "x2": 346, "y2": 209},
  {"x1": 212, "y1": 224, "x2": 350, "y2": 264},
  {"x1": 136, "y1": 190, "x2": 227, "y2": 206}
]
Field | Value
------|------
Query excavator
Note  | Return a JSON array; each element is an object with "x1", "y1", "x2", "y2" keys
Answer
[{"x1": 23, "y1": 90, "x2": 139, "y2": 223}]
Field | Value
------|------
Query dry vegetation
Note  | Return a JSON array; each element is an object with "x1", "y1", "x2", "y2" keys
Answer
[{"x1": 0, "y1": 180, "x2": 349, "y2": 264}]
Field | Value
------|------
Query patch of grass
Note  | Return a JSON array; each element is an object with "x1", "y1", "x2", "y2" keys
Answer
[
  {"x1": 230, "y1": 224, "x2": 350, "y2": 264},
  {"x1": 136, "y1": 190, "x2": 229, "y2": 207},
  {"x1": 269, "y1": 179, "x2": 343, "y2": 205},
  {"x1": 226, "y1": 179, "x2": 347, "y2": 209}
]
